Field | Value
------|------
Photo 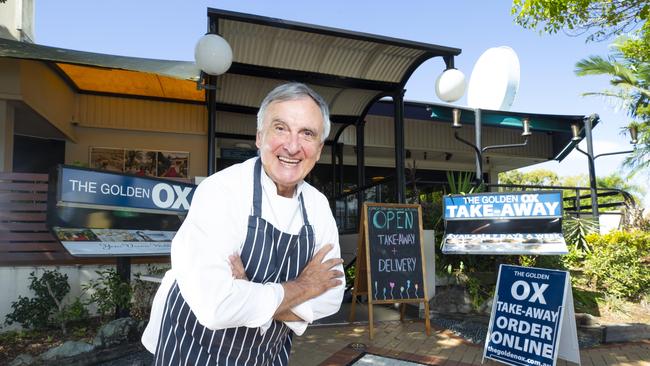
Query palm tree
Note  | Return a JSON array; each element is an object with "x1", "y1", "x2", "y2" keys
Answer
[{"x1": 575, "y1": 38, "x2": 650, "y2": 176}]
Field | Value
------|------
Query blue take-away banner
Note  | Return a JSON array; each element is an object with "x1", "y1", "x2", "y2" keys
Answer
[
  {"x1": 484, "y1": 265, "x2": 568, "y2": 366},
  {"x1": 441, "y1": 191, "x2": 567, "y2": 255},
  {"x1": 444, "y1": 191, "x2": 562, "y2": 221},
  {"x1": 58, "y1": 166, "x2": 196, "y2": 213}
]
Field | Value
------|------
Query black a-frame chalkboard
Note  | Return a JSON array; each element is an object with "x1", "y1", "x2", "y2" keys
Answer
[{"x1": 349, "y1": 203, "x2": 430, "y2": 339}]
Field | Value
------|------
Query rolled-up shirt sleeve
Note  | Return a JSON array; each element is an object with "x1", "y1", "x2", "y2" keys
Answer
[
  {"x1": 284, "y1": 197, "x2": 345, "y2": 335},
  {"x1": 172, "y1": 176, "x2": 284, "y2": 331}
]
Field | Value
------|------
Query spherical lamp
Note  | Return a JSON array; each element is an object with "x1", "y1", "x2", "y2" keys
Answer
[
  {"x1": 194, "y1": 34, "x2": 233, "y2": 76},
  {"x1": 435, "y1": 68, "x2": 466, "y2": 103}
]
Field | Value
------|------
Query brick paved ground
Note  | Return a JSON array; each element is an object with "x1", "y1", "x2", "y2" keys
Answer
[{"x1": 291, "y1": 320, "x2": 650, "y2": 366}]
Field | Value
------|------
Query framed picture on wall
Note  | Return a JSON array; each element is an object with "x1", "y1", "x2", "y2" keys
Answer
[
  {"x1": 89, "y1": 147, "x2": 125, "y2": 172},
  {"x1": 157, "y1": 151, "x2": 189, "y2": 178},
  {"x1": 89, "y1": 147, "x2": 189, "y2": 178},
  {"x1": 125, "y1": 150, "x2": 157, "y2": 177}
]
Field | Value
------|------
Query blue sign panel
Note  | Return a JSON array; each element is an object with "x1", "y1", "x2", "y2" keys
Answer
[
  {"x1": 59, "y1": 166, "x2": 195, "y2": 213},
  {"x1": 444, "y1": 192, "x2": 562, "y2": 220},
  {"x1": 441, "y1": 191, "x2": 567, "y2": 254},
  {"x1": 485, "y1": 265, "x2": 568, "y2": 366}
]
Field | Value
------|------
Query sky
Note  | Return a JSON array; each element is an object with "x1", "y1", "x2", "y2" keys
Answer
[{"x1": 33, "y1": 1, "x2": 647, "y2": 207}]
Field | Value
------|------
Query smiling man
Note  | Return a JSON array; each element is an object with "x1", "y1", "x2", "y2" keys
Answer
[{"x1": 141, "y1": 82, "x2": 345, "y2": 365}]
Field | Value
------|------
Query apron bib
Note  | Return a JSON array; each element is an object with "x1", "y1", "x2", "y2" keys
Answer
[{"x1": 154, "y1": 158, "x2": 315, "y2": 365}]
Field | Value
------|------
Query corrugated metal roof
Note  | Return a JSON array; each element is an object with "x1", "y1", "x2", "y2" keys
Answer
[
  {"x1": 210, "y1": 7, "x2": 462, "y2": 120},
  {"x1": 0, "y1": 9, "x2": 462, "y2": 124},
  {"x1": 219, "y1": 19, "x2": 427, "y2": 83}
]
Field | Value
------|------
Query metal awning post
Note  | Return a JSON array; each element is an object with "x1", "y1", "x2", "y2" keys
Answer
[
  {"x1": 337, "y1": 143, "x2": 344, "y2": 196},
  {"x1": 331, "y1": 142, "x2": 337, "y2": 198},
  {"x1": 474, "y1": 108, "x2": 483, "y2": 184},
  {"x1": 115, "y1": 257, "x2": 131, "y2": 318},
  {"x1": 206, "y1": 18, "x2": 219, "y2": 176},
  {"x1": 394, "y1": 90, "x2": 406, "y2": 203},
  {"x1": 356, "y1": 120, "x2": 366, "y2": 224},
  {"x1": 584, "y1": 115, "x2": 599, "y2": 220},
  {"x1": 206, "y1": 74, "x2": 217, "y2": 175}
]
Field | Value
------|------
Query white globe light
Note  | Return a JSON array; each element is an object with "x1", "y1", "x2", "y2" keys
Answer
[
  {"x1": 435, "y1": 68, "x2": 466, "y2": 103},
  {"x1": 194, "y1": 34, "x2": 233, "y2": 76}
]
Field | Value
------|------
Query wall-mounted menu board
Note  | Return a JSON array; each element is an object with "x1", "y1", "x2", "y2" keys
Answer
[{"x1": 350, "y1": 203, "x2": 430, "y2": 339}]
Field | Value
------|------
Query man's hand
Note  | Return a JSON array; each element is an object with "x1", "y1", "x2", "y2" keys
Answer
[
  {"x1": 275, "y1": 244, "x2": 343, "y2": 316},
  {"x1": 230, "y1": 245, "x2": 343, "y2": 321},
  {"x1": 229, "y1": 253, "x2": 248, "y2": 280},
  {"x1": 293, "y1": 244, "x2": 344, "y2": 298}
]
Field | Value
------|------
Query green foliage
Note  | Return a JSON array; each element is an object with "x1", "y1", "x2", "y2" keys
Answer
[
  {"x1": 624, "y1": 121, "x2": 650, "y2": 177},
  {"x1": 498, "y1": 169, "x2": 561, "y2": 187},
  {"x1": 445, "y1": 262, "x2": 496, "y2": 311},
  {"x1": 5, "y1": 270, "x2": 87, "y2": 334},
  {"x1": 575, "y1": 38, "x2": 649, "y2": 118},
  {"x1": 345, "y1": 264, "x2": 356, "y2": 289},
  {"x1": 561, "y1": 245, "x2": 588, "y2": 269},
  {"x1": 419, "y1": 191, "x2": 443, "y2": 230},
  {"x1": 512, "y1": 1, "x2": 649, "y2": 177},
  {"x1": 464, "y1": 276, "x2": 493, "y2": 311},
  {"x1": 574, "y1": 39, "x2": 650, "y2": 177},
  {"x1": 54, "y1": 297, "x2": 90, "y2": 328},
  {"x1": 499, "y1": 169, "x2": 642, "y2": 211},
  {"x1": 511, "y1": 0, "x2": 648, "y2": 42},
  {"x1": 619, "y1": 22, "x2": 650, "y2": 62},
  {"x1": 83, "y1": 268, "x2": 132, "y2": 320},
  {"x1": 572, "y1": 288, "x2": 602, "y2": 315},
  {"x1": 6, "y1": 271, "x2": 69, "y2": 329},
  {"x1": 601, "y1": 293, "x2": 628, "y2": 314},
  {"x1": 517, "y1": 254, "x2": 566, "y2": 270},
  {"x1": 446, "y1": 171, "x2": 481, "y2": 194},
  {"x1": 597, "y1": 172, "x2": 645, "y2": 202},
  {"x1": 517, "y1": 255, "x2": 537, "y2": 267},
  {"x1": 581, "y1": 230, "x2": 650, "y2": 300},
  {"x1": 6, "y1": 295, "x2": 52, "y2": 331},
  {"x1": 132, "y1": 265, "x2": 169, "y2": 320},
  {"x1": 563, "y1": 216, "x2": 599, "y2": 252}
]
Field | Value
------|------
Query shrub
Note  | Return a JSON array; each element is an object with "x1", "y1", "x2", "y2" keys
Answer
[
  {"x1": 55, "y1": 297, "x2": 90, "y2": 328},
  {"x1": 6, "y1": 270, "x2": 69, "y2": 329},
  {"x1": 5, "y1": 270, "x2": 87, "y2": 334},
  {"x1": 517, "y1": 254, "x2": 566, "y2": 270},
  {"x1": 131, "y1": 264, "x2": 169, "y2": 320},
  {"x1": 582, "y1": 230, "x2": 650, "y2": 300},
  {"x1": 83, "y1": 268, "x2": 132, "y2": 320}
]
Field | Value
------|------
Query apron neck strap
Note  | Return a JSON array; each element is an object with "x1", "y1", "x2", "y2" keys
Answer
[
  {"x1": 252, "y1": 158, "x2": 310, "y2": 226},
  {"x1": 253, "y1": 158, "x2": 263, "y2": 217}
]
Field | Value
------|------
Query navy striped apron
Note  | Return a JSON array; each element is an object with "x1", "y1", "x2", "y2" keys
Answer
[{"x1": 154, "y1": 158, "x2": 315, "y2": 365}]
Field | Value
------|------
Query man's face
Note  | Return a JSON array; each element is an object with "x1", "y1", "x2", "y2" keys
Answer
[{"x1": 256, "y1": 97, "x2": 324, "y2": 197}]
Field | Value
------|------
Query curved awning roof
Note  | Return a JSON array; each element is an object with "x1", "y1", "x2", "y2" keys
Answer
[
  {"x1": 0, "y1": 8, "x2": 462, "y2": 124},
  {"x1": 209, "y1": 8, "x2": 461, "y2": 122}
]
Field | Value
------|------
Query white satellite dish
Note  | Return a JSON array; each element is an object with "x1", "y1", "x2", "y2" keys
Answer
[{"x1": 467, "y1": 46, "x2": 520, "y2": 110}]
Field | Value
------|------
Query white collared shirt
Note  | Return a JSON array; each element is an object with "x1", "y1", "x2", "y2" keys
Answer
[{"x1": 142, "y1": 158, "x2": 344, "y2": 353}]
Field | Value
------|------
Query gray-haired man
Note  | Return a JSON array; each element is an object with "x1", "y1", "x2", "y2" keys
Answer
[{"x1": 142, "y1": 82, "x2": 345, "y2": 365}]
